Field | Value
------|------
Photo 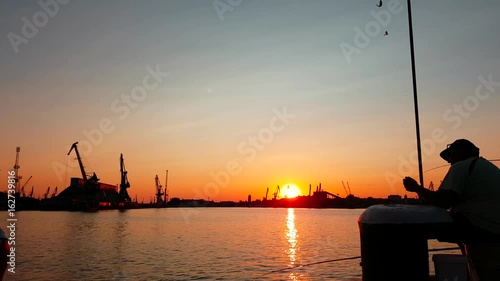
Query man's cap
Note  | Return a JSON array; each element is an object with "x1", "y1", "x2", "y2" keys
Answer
[{"x1": 440, "y1": 139, "x2": 479, "y2": 161}]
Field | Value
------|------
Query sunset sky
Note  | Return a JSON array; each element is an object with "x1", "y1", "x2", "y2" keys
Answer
[{"x1": 1, "y1": 0, "x2": 499, "y2": 202}]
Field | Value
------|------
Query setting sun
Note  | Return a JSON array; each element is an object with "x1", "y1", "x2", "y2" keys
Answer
[{"x1": 283, "y1": 184, "x2": 302, "y2": 198}]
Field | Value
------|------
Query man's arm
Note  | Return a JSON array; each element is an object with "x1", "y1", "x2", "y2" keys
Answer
[
  {"x1": 414, "y1": 186, "x2": 461, "y2": 208},
  {"x1": 403, "y1": 177, "x2": 461, "y2": 208}
]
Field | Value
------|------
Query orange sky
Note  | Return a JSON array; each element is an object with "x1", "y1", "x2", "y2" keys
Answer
[{"x1": 2, "y1": 130, "x2": 499, "y2": 202}]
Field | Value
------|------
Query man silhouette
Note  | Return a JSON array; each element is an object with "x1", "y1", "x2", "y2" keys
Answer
[{"x1": 403, "y1": 139, "x2": 500, "y2": 281}]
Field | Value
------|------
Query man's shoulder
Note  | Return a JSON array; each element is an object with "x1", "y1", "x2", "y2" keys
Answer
[
  {"x1": 476, "y1": 157, "x2": 500, "y2": 174},
  {"x1": 477, "y1": 156, "x2": 499, "y2": 166},
  {"x1": 450, "y1": 157, "x2": 477, "y2": 172}
]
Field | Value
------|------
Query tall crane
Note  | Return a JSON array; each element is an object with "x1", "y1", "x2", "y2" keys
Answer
[
  {"x1": 29, "y1": 187, "x2": 34, "y2": 198},
  {"x1": 347, "y1": 182, "x2": 352, "y2": 196},
  {"x1": 119, "y1": 154, "x2": 131, "y2": 202},
  {"x1": 13, "y1": 147, "x2": 22, "y2": 193},
  {"x1": 155, "y1": 175, "x2": 164, "y2": 206},
  {"x1": 273, "y1": 185, "x2": 280, "y2": 200},
  {"x1": 67, "y1": 142, "x2": 99, "y2": 183},
  {"x1": 265, "y1": 187, "x2": 269, "y2": 200},
  {"x1": 43, "y1": 187, "x2": 51, "y2": 199},
  {"x1": 51, "y1": 187, "x2": 58, "y2": 198}
]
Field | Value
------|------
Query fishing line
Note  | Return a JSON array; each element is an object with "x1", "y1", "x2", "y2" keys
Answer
[
  {"x1": 259, "y1": 247, "x2": 460, "y2": 276},
  {"x1": 259, "y1": 256, "x2": 361, "y2": 277},
  {"x1": 424, "y1": 159, "x2": 500, "y2": 173},
  {"x1": 424, "y1": 164, "x2": 449, "y2": 173}
]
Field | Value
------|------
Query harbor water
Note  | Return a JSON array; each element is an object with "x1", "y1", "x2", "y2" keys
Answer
[{"x1": 3, "y1": 208, "x2": 459, "y2": 281}]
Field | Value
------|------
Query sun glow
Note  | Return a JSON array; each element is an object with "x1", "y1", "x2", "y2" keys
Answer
[{"x1": 283, "y1": 184, "x2": 302, "y2": 198}]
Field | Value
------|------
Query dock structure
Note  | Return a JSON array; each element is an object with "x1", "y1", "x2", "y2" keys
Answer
[{"x1": 40, "y1": 142, "x2": 127, "y2": 211}]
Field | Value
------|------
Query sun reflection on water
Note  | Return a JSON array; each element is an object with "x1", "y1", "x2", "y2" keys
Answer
[{"x1": 286, "y1": 208, "x2": 299, "y2": 280}]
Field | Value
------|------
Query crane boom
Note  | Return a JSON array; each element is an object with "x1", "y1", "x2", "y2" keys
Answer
[
  {"x1": 67, "y1": 142, "x2": 88, "y2": 181},
  {"x1": 43, "y1": 187, "x2": 51, "y2": 199},
  {"x1": 342, "y1": 181, "x2": 348, "y2": 197},
  {"x1": 51, "y1": 187, "x2": 58, "y2": 197},
  {"x1": 20, "y1": 175, "x2": 32, "y2": 197},
  {"x1": 21, "y1": 176, "x2": 32, "y2": 190}
]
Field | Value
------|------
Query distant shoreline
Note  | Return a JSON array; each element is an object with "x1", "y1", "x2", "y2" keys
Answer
[{"x1": 1, "y1": 192, "x2": 419, "y2": 212}]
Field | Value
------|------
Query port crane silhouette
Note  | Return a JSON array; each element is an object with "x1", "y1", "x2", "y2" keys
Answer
[
  {"x1": 43, "y1": 187, "x2": 51, "y2": 199},
  {"x1": 66, "y1": 142, "x2": 103, "y2": 210},
  {"x1": 154, "y1": 174, "x2": 165, "y2": 207},
  {"x1": 119, "y1": 154, "x2": 131, "y2": 202},
  {"x1": 342, "y1": 181, "x2": 352, "y2": 197},
  {"x1": 273, "y1": 185, "x2": 281, "y2": 200},
  {"x1": 51, "y1": 187, "x2": 58, "y2": 198}
]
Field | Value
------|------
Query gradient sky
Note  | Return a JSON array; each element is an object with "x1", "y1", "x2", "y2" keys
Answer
[{"x1": 1, "y1": 0, "x2": 500, "y2": 202}]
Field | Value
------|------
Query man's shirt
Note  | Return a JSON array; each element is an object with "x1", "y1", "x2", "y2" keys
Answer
[{"x1": 439, "y1": 157, "x2": 500, "y2": 235}]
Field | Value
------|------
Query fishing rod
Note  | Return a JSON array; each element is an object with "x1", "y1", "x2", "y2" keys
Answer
[
  {"x1": 406, "y1": 0, "x2": 424, "y2": 189},
  {"x1": 405, "y1": 0, "x2": 498, "y2": 194},
  {"x1": 259, "y1": 247, "x2": 460, "y2": 277}
]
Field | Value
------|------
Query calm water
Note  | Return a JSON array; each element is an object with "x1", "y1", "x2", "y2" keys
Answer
[{"x1": 4, "y1": 208, "x2": 459, "y2": 281}]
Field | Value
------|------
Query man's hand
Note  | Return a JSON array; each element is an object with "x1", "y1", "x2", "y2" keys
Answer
[{"x1": 402, "y1": 177, "x2": 421, "y2": 192}]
